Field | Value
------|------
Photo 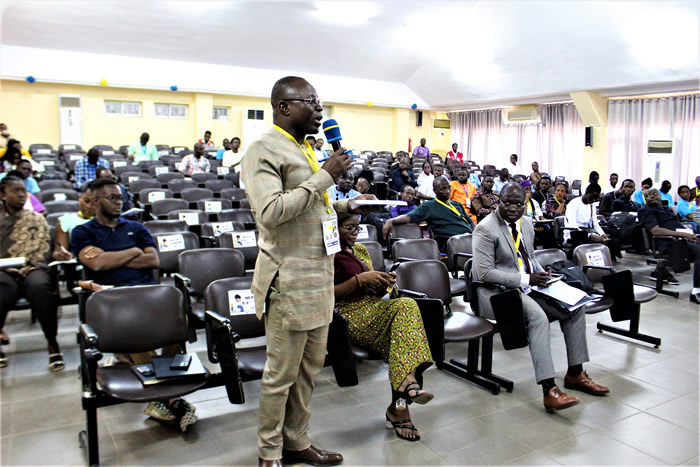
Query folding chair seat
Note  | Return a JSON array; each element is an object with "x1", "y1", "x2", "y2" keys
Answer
[
  {"x1": 157, "y1": 172, "x2": 185, "y2": 185},
  {"x1": 360, "y1": 240, "x2": 386, "y2": 272},
  {"x1": 204, "y1": 179, "x2": 234, "y2": 194},
  {"x1": 191, "y1": 173, "x2": 217, "y2": 184},
  {"x1": 152, "y1": 231, "x2": 200, "y2": 283},
  {"x1": 235, "y1": 199, "x2": 251, "y2": 209},
  {"x1": 200, "y1": 221, "x2": 245, "y2": 247},
  {"x1": 151, "y1": 198, "x2": 189, "y2": 219},
  {"x1": 219, "y1": 231, "x2": 259, "y2": 271},
  {"x1": 119, "y1": 171, "x2": 151, "y2": 187},
  {"x1": 166, "y1": 210, "x2": 209, "y2": 228},
  {"x1": 396, "y1": 259, "x2": 512, "y2": 394},
  {"x1": 393, "y1": 238, "x2": 466, "y2": 297},
  {"x1": 137, "y1": 188, "x2": 174, "y2": 208},
  {"x1": 39, "y1": 189, "x2": 79, "y2": 203},
  {"x1": 39, "y1": 180, "x2": 73, "y2": 191},
  {"x1": 387, "y1": 222, "x2": 423, "y2": 256},
  {"x1": 45, "y1": 212, "x2": 65, "y2": 228},
  {"x1": 144, "y1": 219, "x2": 189, "y2": 235},
  {"x1": 138, "y1": 160, "x2": 162, "y2": 172},
  {"x1": 639, "y1": 227, "x2": 682, "y2": 298},
  {"x1": 223, "y1": 172, "x2": 241, "y2": 187},
  {"x1": 573, "y1": 244, "x2": 660, "y2": 347},
  {"x1": 44, "y1": 200, "x2": 80, "y2": 214}
]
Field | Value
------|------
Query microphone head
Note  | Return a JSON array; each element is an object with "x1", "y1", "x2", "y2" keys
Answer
[{"x1": 322, "y1": 119, "x2": 342, "y2": 143}]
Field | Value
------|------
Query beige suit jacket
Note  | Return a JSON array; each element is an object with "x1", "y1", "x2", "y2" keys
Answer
[{"x1": 241, "y1": 128, "x2": 349, "y2": 331}]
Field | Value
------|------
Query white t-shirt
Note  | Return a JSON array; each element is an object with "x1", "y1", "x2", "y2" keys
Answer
[{"x1": 222, "y1": 150, "x2": 243, "y2": 170}]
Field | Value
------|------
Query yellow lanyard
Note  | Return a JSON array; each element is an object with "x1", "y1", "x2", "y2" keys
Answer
[
  {"x1": 554, "y1": 197, "x2": 562, "y2": 206},
  {"x1": 273, "y1": 125, "x2": 331, "y2": 214},
  {"x1": 436, "y1": 199, "x2": 469, "y2": 223},
  {"x1": 509, "y1": 219, "x2": 524, "y2": 271}
]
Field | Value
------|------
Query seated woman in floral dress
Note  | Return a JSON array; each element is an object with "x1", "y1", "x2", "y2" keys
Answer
[{"x1": 334, "y1": 211, "x2": 433, "y2": 442}]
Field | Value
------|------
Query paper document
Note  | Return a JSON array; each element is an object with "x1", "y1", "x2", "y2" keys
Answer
[
  {"x1": 533, "y1": 280, "x2": 587, "y2": 306},
  {"x1": 0, "y1": 257, "x2": 27, "y2": 269}
]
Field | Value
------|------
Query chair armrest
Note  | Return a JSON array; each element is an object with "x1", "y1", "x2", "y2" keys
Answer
[
  {"x1": 395, "y1": 256, "x2": 418, "y2": 263},
  {"x1": 78, "y1": 323, "x2": 102, "y2": 394},
  {"x1": 173, "y1": 273, "x2": 197, "y2": 343},
  {"x1": 582, "y1": 265, "x2": 615, "y2": 273},
  {"x1": 78, "y1": 323, "x2": 98, "y2": 348},
  {"x1": 243, "y1": 222, "x2": 257, "y2": 230},
  {"x1": 451, "y1": 252, "x2": 473, "y2": 277},
  {"x1": 204, "y1": 309, "x2": 245, "y2": 404},
  {"x1": 76, "y1": 288, "x2": 93, "y2": 323},
  {"x1": 397, "y1": 288, "x2": 428, "y2": 299},
  {"x1": 173, "y1": 273, "x2": 196, "y2": 296},
  {"x1": 471, "y1": 280, "x2": 506, "y2": 292},
  {"x1": 204, "y1": 309, "x2": 241, "y2": 364},
  {"x1": 200, "y1": 235, "x2": 218, "y2": 248}
]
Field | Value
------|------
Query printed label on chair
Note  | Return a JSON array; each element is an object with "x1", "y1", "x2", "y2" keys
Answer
[
  {"x1": 155, "y1": 166, "x2": 169, "y2": 175},
  {"x1": 148, "y1": 191, "x2": 166, "y2": 202},
  {"x1": 53, "y1": 193, "x2": 67, "y2": 201},
  {"x1": 572, "y1": 189, "x2": 580, "y2": 196},
  {"x1": 158, "y1": 150, "x2": 169, "y2": 156},
  {"x1": 42, "y1": 160, "x2": 55, "y2": 166},
  {"x1": 70, "y1": 155, "x2": 83, "y2": 161},
  {"x1": 157, "y1": 234, "x2": 185, "y2": 252},
  {"x1": 37, "y1": 149, "x2": 51, "y2": 155},
  {"x1": 102, "y1": 150, "x2": 115, "y2": 155},
  {"x1": 585, "y1": 251, "x2": 605, "y2": 266},
  {"x1": 217, "y1": 167, "x2": 230, "y2": 175},
  {"x1": 212, "y1": 222, "x2": 234, "y2": 236},
  {"x1": 178, "y1": 212, "x2": 200, "y2": 225},
  {"x1": 128, "y1": 176, "x2": 139, "y2": 183},
  {"x1": 356, "y1": 225, "x2": 369, "y2": 239},
  {"x1": 231, "y1": 231, "x2": 256, "y2": 248},
  {"x1": 204, "y1": 201, "x2": 222, "y2": 213},
  {"x1": 228, "y1": 289, "x2": 256, "y2": 315},
  {"x1": 113, "y1": 161, "x2": 127, "y2": 167},
  {"x1": 64, "y1": 145, "x2": 76, "y2": 150}
]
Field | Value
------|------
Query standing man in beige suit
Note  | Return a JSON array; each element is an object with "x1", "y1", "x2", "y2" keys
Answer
[{"x1": 242, "y1": 76, "x2": 366, "y2": 467}]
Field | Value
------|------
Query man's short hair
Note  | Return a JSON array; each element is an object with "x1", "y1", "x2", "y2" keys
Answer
[
  {"x1": 91, "y1": 177, "x2": 118, "y2": 193},
  {"x1": 510, "y1": 154, "x2": 518, "y2": 161},
  {"x1": 641, "y1": 177, "x2": 653, "y2": 187},
  {"x1": 231, "y1": 137, "x2": 241, "y2": 142},
  {"x1": 271, "y1": 76, "x2": 306, "y2": 107},
  {"x1": 0, "y1": 174, "x2": 23, "y2": 191},
  {"x1": 501, "y1": 182, "x2": 525, "y2": 198},
  {"x1": 433, "y1": 176, "x2": 450, "y2": 189},
  {"x1": 400, "y1": 184, "x2": 414, "y2": 194},
  {"x1": 677, "y1": 185, "x2": 691, "y2": 196},
  {"x1": 87, "y1": 148, "x2": 100, "y2": 159},
  {"x1": 433, "y1": 163, "x2": 444, "y2": 170},
  {"x1": 95, "y1": 167, "x2": 111, "y2": 178},
  {"x1": 621, "y1": 178, "x2": 635, "y2": 186},
  {"x1": 589, "y1": 171, "x2": 599, "y2": 179},
  {"x1": 204, "y1": 130, "x2": 211, "y2": 135},
  {"x1": 585, "y1": 183, "x2": 602, "y2": 195},
  {"x1": 610, "y1": 172, "x2": 618, "y2": 177}
]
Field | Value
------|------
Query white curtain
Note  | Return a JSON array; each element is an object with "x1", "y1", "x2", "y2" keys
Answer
[
  {"x1": 447, "y1": 103, "x2": 584, "y2": 180},
  {"x1": 607, "y1": 95, "x2": 700, "y2": 193}
]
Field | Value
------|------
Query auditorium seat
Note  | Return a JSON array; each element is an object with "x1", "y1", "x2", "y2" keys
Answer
[
  {"x1": 220, "y1": 187, "x2": 247, "y2": 201},
  {"x1": 196, "y1": 198, "x2": 233, "y2": 215},
  {"x1": 204, "y1": 179, "x2": 234, "y2": 194},
  {"x1": 157, "y1": 172, "x2": 185, "y2": 185},
  {"x1": 219, "y1": 230, "x2": 259, "y2": 271},
  {"x1": 151, "y1": 198, "x2": 189, "y2": 219},
  {"x1": 39, "y1": 189, "x2": 80, "y2": 203},
  {"x1": 129, "y1": 178, "x2": 161, "y2": 194},
  {"x1": 44, "y1": 200, "x2": 79, "y2": 214},
  {"x1": 143, "y1": 219, "x2": 189, "y2": 235},
  {"x1": 180, "y1": 188, "x2": 214, "y2": 203},
  {"x1": 166, "y1": 209, "x2": 209, "y2": 227},
  {"x1": 168, "y1": 179, "x2": 198, "y2": 194},
  {"x1": 217, "y1": 209, "x2": 256, "y2": 229},
  {"x1": 191, "y1": 173, "x2": 217, "y2": 184}
]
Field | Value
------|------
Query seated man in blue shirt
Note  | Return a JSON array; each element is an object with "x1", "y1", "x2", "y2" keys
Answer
[
  {"x1": 390, "y1": 156, "x2": 418, "y2": 192},
  {"x1": 633, "y1": 177, "x2": 653, "y2": 205},
  {"x1": 70, "y1": 177, "x2": 197, "y2": 431},
  {"x1": 383, "y1": 177, "x2": 474, "y2": 251},
  {"x1": 659, "y1": 180, "x2": 674, "y2": 207},
  {"x1": 328, "y1": 171, "x2": 361, "y2": 201}
]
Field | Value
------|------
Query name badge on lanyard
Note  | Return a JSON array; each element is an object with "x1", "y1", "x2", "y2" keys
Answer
[{"x1": 322, "y1": 215, "x2": 341, "y2": 255}]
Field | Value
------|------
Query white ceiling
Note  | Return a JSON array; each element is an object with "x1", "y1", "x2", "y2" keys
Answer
[{"x1": 1, "y1": 0, "x2": 698, "y2": 110}]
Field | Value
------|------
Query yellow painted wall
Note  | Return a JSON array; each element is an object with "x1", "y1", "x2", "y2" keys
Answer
[
  {"x1": 0, "y1": 79, "x2": 424, "y2": 154},
  {"x1": 430, "y1": 111, "x2": 452, "y2": 156},
  {"x1": 582, "y1": 126, "x2": 608, "y2": 182}
]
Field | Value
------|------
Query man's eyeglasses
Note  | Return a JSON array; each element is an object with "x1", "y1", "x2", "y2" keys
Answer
[
  {"x1": 283, "y1": 98, "x2": 323, "y2": 107},
  {"x1": 95, "y1": 195, "x2": 123, "y2": 204},
  {"x1": 340, "y1": 224, "x2": 360, "y2": 232}
]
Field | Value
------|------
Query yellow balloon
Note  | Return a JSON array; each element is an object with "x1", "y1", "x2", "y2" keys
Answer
[
  {"x1": 366, "y1": 101, "x2": 373, "y2": 106},
  {"x1": 99, "y1": 79, "x2": 108, "y2": 86}
]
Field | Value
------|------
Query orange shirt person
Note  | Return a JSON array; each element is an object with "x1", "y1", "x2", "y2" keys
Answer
[{"x1": 449, "y1": 169, "x2": 477, "y2": 224}]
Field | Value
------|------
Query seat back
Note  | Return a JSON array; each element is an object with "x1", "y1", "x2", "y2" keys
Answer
[
  {"x1": 151, "y1": 198, "x2": 189, "y2": 217},
  {"x1": 38, "y1": 180, "x2": 73, "y2": 190},
  {"x1": 178, "y1": 248, "x2": 246, "y2": 295},
  {"x1": 86, "y1": 285, "x2": 187, "y2": 353},
  {"x1": 572, "y1": 243, "x2": 613, "y2": 283},
  {"x1": 205, "y1": 179, "x2": 234, "y2": 193},
  {"x1": 144, "y1": 220, "x2": 189, "y2": 234},
  {"x1": 119, "y1": 172, "x2": 150, "y2": 187},
  {"x1": 167, "y1": 210, "x2": 209, "y2": 226},
  {"x1": 553, "y1": 216, "x2": 566, "y2": 246},
  {"x1": 532, "y1": 248, "x2": 567, "y2": 269},
  {"x1": 220, "y1": 187, "x2": 247, "y2": 200},
  {"x1": 390, "y1": 223, "x2": 423, "y2": 241},
  {"x1": 356, "y1": 224, "x2": 378, "y2": 243},
  {"x1": 205, "y1": 277, "x2": 265, "y2": 338},
  {"x1": 392, "y1": 238, "x2": 439, "y2": 261},
  {"x1": 219, "y1": 231, "x2": 259, "y2": 269},
  {"x1": 152, "y1": 231, "x2": 200, "y2": 273},
  {"x1": 39, "y1": 189, "x2": 80, "y2": 203},
  {"x1": 168, "y1": 179, "x2": 198, "y2": 193},
  {"x1": 446, "y1": 233, "x2": 472, "y2": 273},
  {"x1": 180, "y1": 187, "x2": 214, "y2": 202},
  {"x1": 197, "y1": 198, "x2": 233, "y2": 213},
  {"x1": 138, "y1": 188, "x2": 174, "y2": 204},
  {"x1": 192, "y1": 172, "x2": 217, "y2": 183},
  {"x1": 217, "y1": 209, "x2": 255, "y2": 225},
  {"x1": 395, "y1": 259, "x2": 451, "y2": 305},
  {"x1": 200, "y1": 221, "x2": 245, "y2": 238},
  {"x1": 130, "y1": 178, "x2": 161, "y2": 194},
  {"x1": 361, "y1": 241, "x2": 385, "y2": 272},
  {"x1": 156, "y1": 172, "x2": 185, "y2": 185},
  {"x1": 44, "y1": 200, "x2": 80, "y2": 214}
]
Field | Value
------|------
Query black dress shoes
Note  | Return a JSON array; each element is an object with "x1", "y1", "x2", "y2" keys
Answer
[
  {"x1": 282, "y1": 445, "x2": 343, "y2": 466},
  {"x1": 258, "y1": 457, "x2": 283, "y2": 467},
  {"x1": 690, "y1": 293, "x2": 700, "y2": 304}
]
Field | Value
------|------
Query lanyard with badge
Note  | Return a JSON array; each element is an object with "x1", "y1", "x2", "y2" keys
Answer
[
  {"x1": 273, "y1": 125, "x2": 339, "y2": 255},
  {"x1": 459, "y1": 182, "x2": 472, "y2": 207},
  {"x1": 509, "y1": 219, "x2": 526, "y2": 273},
  {"x1": 436, "y1": 199, "x2": 470, "y2": 224}
]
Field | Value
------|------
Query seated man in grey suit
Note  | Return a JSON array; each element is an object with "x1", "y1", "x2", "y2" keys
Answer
[{"x1": 472, "y1": 182, "x2": 609, "y2": 412}]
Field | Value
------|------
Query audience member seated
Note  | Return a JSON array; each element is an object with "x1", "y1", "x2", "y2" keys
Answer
[
  {"x1": 543, "y1": 182, "x2": 567, "y2": 219},
  {"x1": 493, "y1": 168, "x2": 509, "y2": 194},
  {"x1": 565, "y1": 183, "x2": 622, "y2": 259},
  {"x1": 314, "y1": 137, "x2": 328, "y2": 160},
  {"x1": 96, "y1": 168, "x2": 132, "y2": 212},
  {"x1": 610, "y1": 179, "x2": 641, "y2": 213},
  {"x1": 221, "y1": 137, "x2": 243, "y2": 170},
  {"x1": 74, "y1": 148, "x2": 110, "y2": 189},
  {"x1": 529, "y1": 161, "x2": 542, "y2": 186},
  {"x1": 582, "y1": 170, "x2": 599, "y2": 194},
  {"x1": 677, "y1": 185, "x2": 698, "y2": 232},
  {"x1": 127, "y1": 132, "x2": 158, "y2": 162},
  {"x1": 383, "y1": 177, "x2": 474, "y2": 250},
  {"x1": 639, "y1": 188, "x2": 700, "y2": 303},
  {"x1": 449, "y1": 169, "x2": 477, "y2": 224},
  {"x1": 520, "y1": 180, "x2": 544, "y2": 220},
  {"x1": 445, "y1": 143, "x2": 463, "y2": 163},
  {"x1": 599, "y1": 187, "x2": 620, "y2": 218},
  {"x1": 416, "y1": 163, "x2": 447, "y2": 201},
  {"x1": 215, "y1": 138, "x2": 230, "y2": 160},
  {"x1": 412, "y1": 138, "x2": 430, "y2": 158},
  {"x1": 391, "y1": 157, "x2": 418, "y2": 192},
  {"x1": 508, "y1": 153, "x2": 521, "y2": 175},
  {"x1": 180, "y1": 142, "x2": 211, "y2": 176},
  {"x1": 0, "y1": 139, "x2": 44, "y2": 173},
  {"x1": 471, "y1": 174, "x2": 499, "y2": 221},
  {"x1": 52, "y1": 184, "x2": 95, "y2": 260},
  {"x1": 690, "y1": 176, "x2": 700, "y2": 202},
  {"x1": 659, "y1": 180, "x2": 674, "y2": 207},
  {"x1": 604, "y1": 173, "x2": 619, "y2": 194},
  {"x1": 354, "y1": 175, "x2": 374, "y2": 196},
  {"x1": 633, "y1": 177, "x2": 653, "y2": 205},
  {"x1": 0, "y1": 159, "x2": 40, "y2": 194},
  {"x1": 390, "y1": 185, "x2": 417, "y2": 217},
  {"x1": 472, "y1": 182, "x2": 609, "y2": 412},
  {"x1": 416, "y1": 161, "x2": 432, "y2": 187},
  {"x1": 0, "y1": 123, "x2": 10, "y2": 148},
  {"x1": 70, "y1": 177, "x2": 197, "y2": 430},
  {"x1": 329, "y1": 171, "x2": 361, "y2": 201},
  {"x1": 531, "y1": 175, "x2": 551, "y2": 206},
  {"x1": 197, "y1": 130, "x2": 214, "y2": 147},
  {"x1": 0, "y1": 176, "x2": 63, "y2": 371},
  {"x1": 334, "y1": 212, "x2": 433, "y2": 441},
  {"x1": 3, "y1": 169, "x2": 47, "y2": 215}
]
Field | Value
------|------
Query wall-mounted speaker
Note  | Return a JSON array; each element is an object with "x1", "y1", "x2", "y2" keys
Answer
[
  {"x1": 585, "y1": 126, "x2": 592, "y2": 147},
  {"x1": 416, "y1": 110, "x2": 423, "y2": 127}
]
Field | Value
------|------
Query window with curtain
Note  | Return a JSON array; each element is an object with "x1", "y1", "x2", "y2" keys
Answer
[{"x1": 447, "y1": 103, "x2": 584, "y2": 182}]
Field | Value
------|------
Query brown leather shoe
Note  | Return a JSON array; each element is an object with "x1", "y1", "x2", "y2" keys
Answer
[
  {"x1": 543, "y1": 386, "x2": 580, "y2": 413},
  {"x1": 282, "y1": 445, "x2": 343, "y2": 466},
  {"x1": 258, "y1": 457, "x2": 283, "y2": 467},
  {"x1": 564, "y1": 371, "x2": 610, "y2": 396}
]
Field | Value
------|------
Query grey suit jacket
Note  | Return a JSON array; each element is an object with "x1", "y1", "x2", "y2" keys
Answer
[{"x1": 472, "y1": 211, "x2": 544, "y2": 319}]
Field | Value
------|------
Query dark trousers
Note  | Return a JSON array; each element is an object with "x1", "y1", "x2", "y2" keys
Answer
[
  {"x1": 663, "y1": 241, "x2": 700, "y2": 288},
  {"x1": 0, "y1": 270, "x2": 59, "y2": 345}
]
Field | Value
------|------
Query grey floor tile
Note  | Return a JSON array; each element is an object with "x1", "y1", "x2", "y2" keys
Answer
[
  {"x1": 540, "y1": 429, "x2": 663, "y2": 465},
  {"x1": 604, "y1": 374, "x2": 681, "y2": 411},
  {"x1": 213, "y1": 426, "x2": 264, "y2": 466},
  {"x1": 307, "y1": 404, "x2": 392, "y2": 450},
  {"x1": 1, "y1": 402, "x2": 12, "y2": 437},
  {"x1": 553, "y1": 394, "x2": 640, "y2": 429},
  {"x1": 623, "y1": 360, "x2": 699, "y2": 396},
  {"x1": 600, "y1": 412, "x2": 698, "y2": 465},
  {"x1": 118, "y1": 438, "x2": 226, "y2": 465},
  {"x1": 440, "y1": 431, "x2": 533, "y2": 465},
  {"x1": 182, "y1": 396, "x2": 260, "y2": 438},
  {"x1": 3, "y1": 369, "x2": 81, "y2": 403},
  {"x1": 9, "y1": 392, "x2": 83, "y2": 435},
  {"x1": 419, "y1": 416, "x2": 521, "y2": 458},
  {"x1": 504, "y1": 451, "x2": 561, "y2": 465},
  {"x1": 646, "y1": 394, "x2": 699, "y2": 433},
  {"x1": 342, "y1": 438, "x2": 449, "y2": 465}
]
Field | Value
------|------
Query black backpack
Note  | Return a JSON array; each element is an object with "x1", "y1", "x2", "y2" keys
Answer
[
  {"x1": 606, "y1": 212, "x2": 637, "y2": 242},
  {"x1": 546, "y1": 260, "x2": 594, "y2": 292}
]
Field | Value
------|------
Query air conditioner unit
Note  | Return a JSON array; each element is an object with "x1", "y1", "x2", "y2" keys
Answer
[
  {"x1": 503, "y1": 105, "x2": 540, "y2": 123},
  {"x1": 242, "y1": 108, "x2": 267, "y2": 145},
  {"x1": 433, "y1": 119, "x2": 451, "y2": 129},
  {"x1": 645, "y1": 140, "x2": 676, "y2": 187}
]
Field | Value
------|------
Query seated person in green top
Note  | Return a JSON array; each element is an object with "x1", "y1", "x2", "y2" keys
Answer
[
  {"x1": 383, "y1": 177, "x2": 475, "y2": 250},
  {"x1": 127, "y1": 132, "x2": 158, "y2": 162},
  {"x1": 52, "y1": 184, "x2": 96, "y2": 261}
]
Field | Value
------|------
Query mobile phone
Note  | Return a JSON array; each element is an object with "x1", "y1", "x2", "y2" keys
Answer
[
  {"x1": 170, "y1": 354, "x2": 192, "y2": 371},
  {"x1": 135, "y1": 365, "x2": 154, "y2": 377}
]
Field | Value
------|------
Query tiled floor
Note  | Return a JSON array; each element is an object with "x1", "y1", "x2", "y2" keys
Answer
[{"x1": 1, "y1": 254, "x2": 698, "y2": 466}]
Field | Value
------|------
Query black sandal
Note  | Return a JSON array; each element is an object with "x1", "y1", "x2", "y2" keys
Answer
[
  {"x1": 385, "y1": 412, "x2": 420, "y2": 441},
  {"x1": 404, "y1": 381, "x2": 434, "y2": 405},
  {"x1": 0, "y1": 330, "x2": 9, "y2": 346}
]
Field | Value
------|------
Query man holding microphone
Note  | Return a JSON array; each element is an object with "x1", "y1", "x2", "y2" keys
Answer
[{"x1": 242, "y1": 76, "x2": 370, "y2": 466}]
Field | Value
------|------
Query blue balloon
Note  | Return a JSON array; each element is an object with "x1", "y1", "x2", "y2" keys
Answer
[
  {"x1": 26, "y1": 76, "x2": 36, "y2": 83},
  {"x1": 411, "y1": 103, "x2": 417, "y2": 110},
  {"x1": 170, "y1": 85, "x2": 178, "y2": 91}
]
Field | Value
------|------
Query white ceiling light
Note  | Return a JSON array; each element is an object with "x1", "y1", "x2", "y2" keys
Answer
[{"x1": 313, "y1": 1, "x2": 377, "y2": 25}]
